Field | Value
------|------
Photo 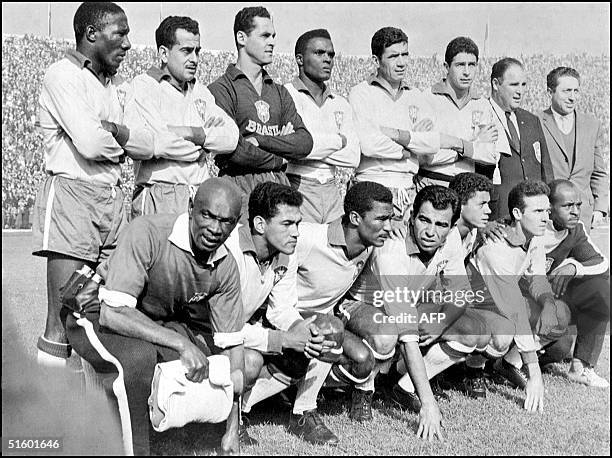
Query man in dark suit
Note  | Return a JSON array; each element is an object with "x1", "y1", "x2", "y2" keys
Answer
[
  {"x1": 486, "y1": 58, "x2": 554, "y2": 219},
  {"x1": 538, "y1": 67, "x2": 609, "y2": 232}
]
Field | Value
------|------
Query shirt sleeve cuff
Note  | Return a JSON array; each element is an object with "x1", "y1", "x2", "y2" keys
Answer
[
  {"x1": 462, "y1": 139, "x2": 474, "y2": 158},
  {"x1": 213, "y1": 331, "x2": 244, "y2": 349},
  {"x1": 267, "y1": 330, "x2": 284, "y2": 354},
  {"x1": 98, "y1": 287, "x2": 137, "y2": 308}
]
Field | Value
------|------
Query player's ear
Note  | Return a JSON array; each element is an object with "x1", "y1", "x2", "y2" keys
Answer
[
  {"x1": 371, "y1": 54, "x2": 380, "y2": 69},
  {"x1": 296, "y1": 53, "x2": 304, "y2": 67},
  {"x1": 85, "y1": 24, "x2": 97, "y2": 43},
  {"x1": 492, "y1": 77, "x2": 500, "y2": 93},
  {"x1": 511, "y1": 207, "x2": 522, "y2": 221},
  {"x1": 253, "y1": 215, "x2": 266, "y2": 235},
  {"x1": 158, "y1": 45, "x2": 169, "y2": 64},
  {"x1": 236, "y1": 31, "x2": 248, "y2": 48},
  {"x1": 188, "y1": 198, "x2": 194, "y2": 217},
  {"x1": 348, "y1": 210, "x2": 362, "y2": 227}
]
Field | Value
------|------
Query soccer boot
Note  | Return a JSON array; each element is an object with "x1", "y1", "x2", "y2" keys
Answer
[
  {"x1": 349, "y1": 389, "x2": 374, "y2": 422},
  {"x1": 288, "y1": 409, "x2": 339, "y2": 445}
]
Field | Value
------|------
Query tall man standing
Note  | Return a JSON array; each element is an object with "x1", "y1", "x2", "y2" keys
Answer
[
  {"x1": 208, "y1": 6, "x2": 313, "y2": 218},
  {"x1": 33, "y1": 2, "x2": 151, "y2": 366},
  {"x1": 124, "y1": 16, "x2": 238, "y2": 218},
  {"x1": 538, "y1": 67, "x2": 608, "y2": 231},
  {"x1": 285, "y1": 29, "x2": 360, "y2": 223},
  {"x1": 488, "y1": 58, "x2": 554, "y2": 219}
]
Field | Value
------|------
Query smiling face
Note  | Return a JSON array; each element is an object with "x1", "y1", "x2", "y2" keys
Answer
[
  {"x1": 375, "y1": 41, "x2": 409, "y2": 87},
  {"x1": 355, "y1": 201, "x2": 394, "y2": 248},
  {"x1": 445, "y1": 52, "x2": 478, "y2": 93},
  {"x1": 493, "y1": 64, "x2": 527, "y2": 112},
  {"x1": 94, "y1": 12, "x2": 131, "y2": 75},
  {"x1": 239, "y1": 16, "x2": 276, "y2": 66},
  {"x1": 550, "y1": 184, "x2": 582, "y2": 231},
  {"x1": 411, "y1": 201, "x2": 454, "y2": 255},
  {"x1": 161, "y1": 28, "x2": 201, "y2": 86},
  {"x1": 461, "y1": 191, "x2": 491, "y2": 229},
  {"x1": 550, "y1": 75, "x2": 580, "y2": 116},
  {"x1": 299, "y1": 37, "x2": 335, "y2": 83}
]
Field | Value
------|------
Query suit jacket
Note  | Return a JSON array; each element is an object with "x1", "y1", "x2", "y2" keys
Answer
[
  {"x1": 490, "y1": 107, "x2": 554, "y2": 220},
  {"x1": 538, "y1": 108, "x2": 609, "y2": 230}
]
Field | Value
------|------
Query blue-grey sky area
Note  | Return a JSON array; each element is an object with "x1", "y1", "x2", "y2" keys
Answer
[{"x1": 2, "y1": 2, "x2": 610, "y2": 56}]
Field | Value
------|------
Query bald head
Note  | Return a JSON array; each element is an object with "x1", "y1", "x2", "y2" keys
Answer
[
  {"x1": 548, "y1": 179, "x2": 576, "y2": 204},
  {"x1": 189, "y1": 178, "x2": 243, "y2": 254}
]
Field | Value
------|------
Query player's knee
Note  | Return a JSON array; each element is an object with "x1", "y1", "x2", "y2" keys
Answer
[
  {"x1": 363, "y1": 334, "x2": 397, "y2": 359},
  {"x1": 344, "y1": 340, "x2": 375, "y2": 374},
  {"x1": 554, "y1": 299, "x2": 571, "y2": 331},
  {"x1": 244, "y1": 350, "x2": 264, "y2": 388}
]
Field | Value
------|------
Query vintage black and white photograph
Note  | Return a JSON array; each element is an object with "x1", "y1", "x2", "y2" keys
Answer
[{"x1": 2, "y1": 2, "x2": 610, "y2": 455}]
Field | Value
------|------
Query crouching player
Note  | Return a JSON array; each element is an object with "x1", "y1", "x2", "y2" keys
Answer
[
  {"x1": 469, "y1": 180, "x2": 571, "y2": 412},
  {"x1": 224, "y1": 182, "x2": 341, "y2": 444},
  {"x1": 243, "y1": 181, "x2": 396, "y2": 444},
  {"x1": 62, "y1": 179, "x2": 246, "y2": 455},
  {"x1": 448, "y1": 172, "x2": 516, "y2": 399},
  {"x1": 540, "y1": 180, "x2": 609, "y2": 387},
  {"x1": 351, "y1": 185, "x2": 493, "y2": 441}
]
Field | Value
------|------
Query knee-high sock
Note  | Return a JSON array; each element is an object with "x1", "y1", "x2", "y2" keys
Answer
[
  {"x1": 242, "y1": 366, "x2": 289, "y2": 413},
  {"x1": 293, "y1": 359, "x2": 332, "y2": 415},
  {"x1": 398, "y1": 343, "x2": 465, "y2": 393}
]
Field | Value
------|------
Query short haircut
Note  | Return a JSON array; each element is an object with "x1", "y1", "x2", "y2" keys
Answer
[
  {"x1": 371, "y1": 27, "x2": 408, "y2": 59},
  {"x1": 233, "y1": 6, "x2": 271, "y2": 48},
  {"x1": 445, "y1": 36, "x2": 479, "y2": 65},
  {"x1": 248, "y1": 181, "x2": 303, "y2": 228},
  {"x1": 73, "y1": 2, "x2": 125, "y2": 43},
  {"x1": 449, "y1": 173, "x2": 493, "y2": 205},
  {"x1": 412, "y1": 185, "x2": 461, "y2": 226},
  {"x1": 507, "y1": 180, "x2": 550, "y2": 221},
  {"x1": 546, "y1": 66, "x2": 581, "y2": 92},
  {"x1": 491, "y1": 57, "x2": 523, "y2": 85},
  {"x1": 548, "y1": 179, "x2": 576, "y2": 203},
  {"x1": 343, "y1": 182, "x2": 393, "y2": 221},
  {"x1": 295, "y1": 29, "x2": 332, "y2": 56},
  {"x1": 155, "y1": 16, "x2": 199, "y2": 49}
]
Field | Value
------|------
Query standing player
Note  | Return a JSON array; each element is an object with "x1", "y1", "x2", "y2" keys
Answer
[
  {"x1": 488, "y1": 58, "x2": 553, "y2": 219},
  {"x1": 33, "y1": 2, "x2": 151, "y2": 366},
  {"x1": 538, "y1": 67, "x2": 608, "y2": 231},
  {"x1": 124, "y1": 16, "x2": 238, "y2": 218},
  {"x1": 285, "y1": 29, "x2": 360, "y2": 223},
  {"x1": 418, "y1": 37, "x2": 499, "y2": 188},
  {"x1": 540, "y1": 180, "x2": 609, "y2": 387},
  {"x1": 470, "y1": 180, "x2": 571, "y2": 412},
  {"x1": 208, "y1": 6, "x2": 313, "y2": 218},
  {"x1": 64, "y1": 179, "x2": 246, "y2": 455},
  {"x1": 243, "y1": 181, "x2": 395, "y2": 444}
]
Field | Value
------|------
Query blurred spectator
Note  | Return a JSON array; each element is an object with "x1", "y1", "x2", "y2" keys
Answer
[{"x1": 2, "y1": 34, "x2": 610, "y2": 222}]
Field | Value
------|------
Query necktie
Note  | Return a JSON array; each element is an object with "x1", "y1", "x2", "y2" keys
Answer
[{"x1": 505, "y1": 111, "x2": 520, "y2": 152}]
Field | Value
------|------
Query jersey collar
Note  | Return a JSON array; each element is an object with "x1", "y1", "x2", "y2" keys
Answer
[
  {"x1": 168, "y1": 213, "x2": 228, "y2": 266},
  {"x1": 147, "y1": 66, "x2": 194, "y2": 92},
  {"x1": 226, "y1": 63, "x2": 274, "y2": 84}
]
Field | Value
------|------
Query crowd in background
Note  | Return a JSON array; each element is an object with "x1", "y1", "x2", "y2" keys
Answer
[{"x1": 2, "y1": 34, "x2": 610, "y2": 228}]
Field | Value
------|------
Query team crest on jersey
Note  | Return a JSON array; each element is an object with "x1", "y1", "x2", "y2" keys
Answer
[
  {"x1": 533, "y1": 141, "x2": 542, "y2": 163},
  {"x1": 353, "y1": 260, "x2": 365, "y2": 280},
  {"x1": 254, "y1": 100, "x2": 270, "y2": 123},
  {"x1": 188, "y1": 292, "x2": 208, "y2": 303},
  {"x1": 435, "y1": 260, "x2": 448, "y2": 276},
  {"x1": 273, "y1": 265, "x2": 288, "y2": 284},
  {"x1": 545, "y1": 257, "x2": 555, "y2": 273}
]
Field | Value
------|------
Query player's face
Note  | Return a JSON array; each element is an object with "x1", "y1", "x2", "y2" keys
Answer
[
  {"x1": 263, "y1": 204, "x2": 302, "y2": 255},
  {"x1": 162, "y1": 29, "x2": 201, "y2": 85},
  {"x1": 301, "y1": 37, "x2": 335, "y2": 83},
  {"x1": 445, "y1": 52, "x2": 478, "y2": 93},
  {"x1": 189, "y1": 193, "x2": 239, "y2": 253},
  {"x1": 461, "y1": 191, "x2": 491, "y2": 229},
  {"x1": 376, "y1": 41, "x2": 409, "y2": 86},
  {"x1": 516, "y1": 195, "x2": 550, "y2": 237},
  {"x1": 95, "y1": 12, "x2": 131, "y2": 75},
  {"x1": 243, "y1": 16, "x2": 276, "y2": 66},
  {"x1": 412, "y1": 201, "x2": 454, "y2": 255},
  {"x1": 356, "y1": 201, "x2": 394, "y2": 248},
  {"x1": 550, "y1": 186, "x2": 581, "y2": 231},
  {"x1": 493, "y1": 64, "x2": 526, "y2": 112},
  {"x1": 550, "y1": 76, "x2": 580, "y2": 116}
]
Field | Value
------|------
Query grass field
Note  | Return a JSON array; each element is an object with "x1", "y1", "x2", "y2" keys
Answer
[{"x1": 2, "y1": 230, "x2": 610, "y2": 456}]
